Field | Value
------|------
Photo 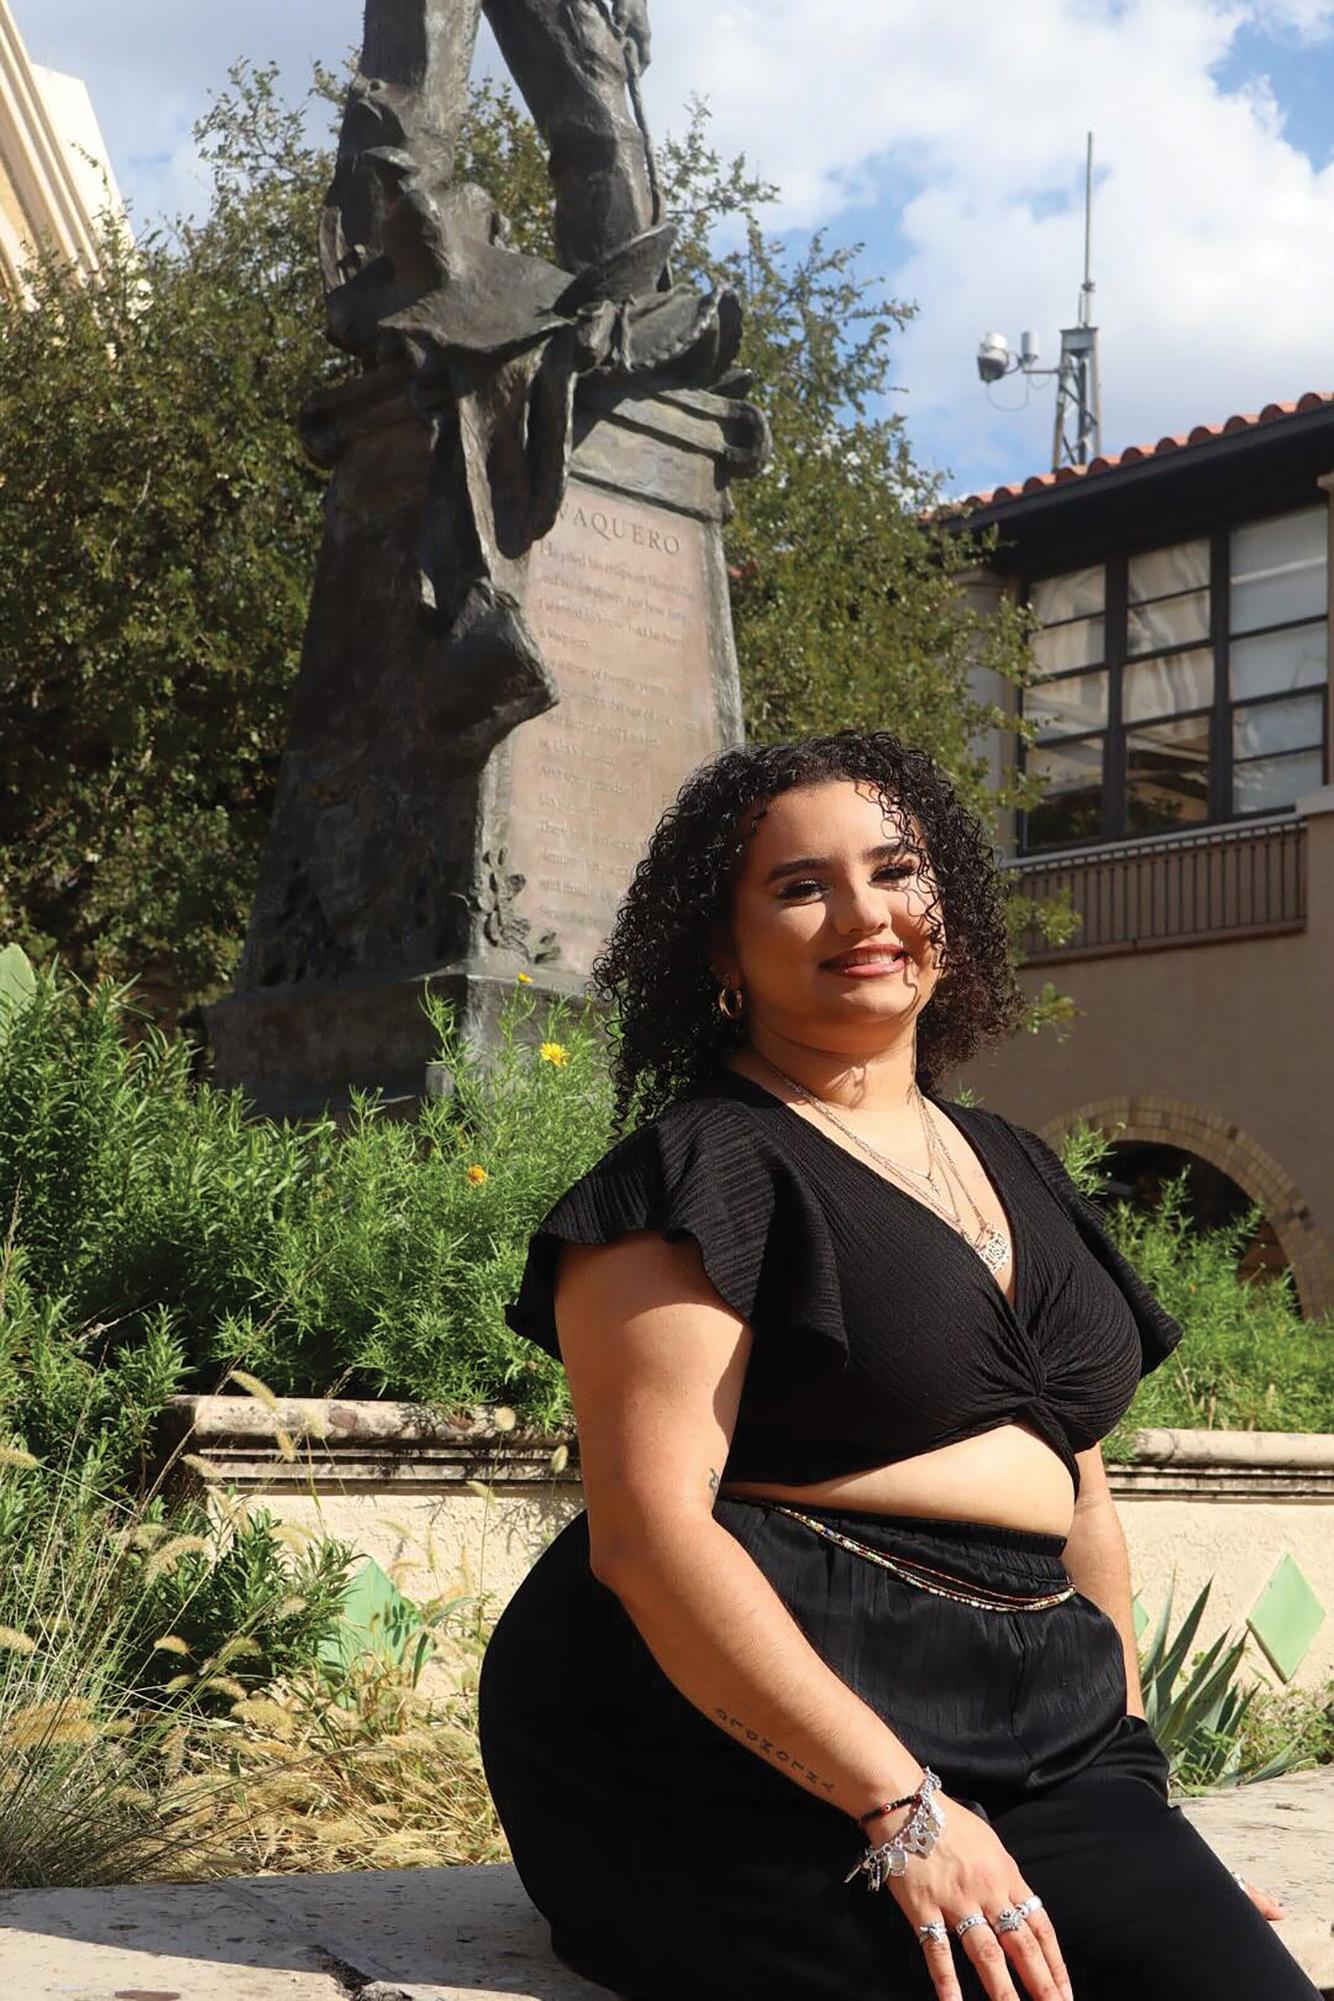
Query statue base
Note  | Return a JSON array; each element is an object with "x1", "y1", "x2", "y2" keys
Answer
[
  {"x1": 203, "y1": 371, "x2": 766, "y2": 1117},
  {"x1": 203, "y1": 962, "x2": 597, "y2": 1120}
]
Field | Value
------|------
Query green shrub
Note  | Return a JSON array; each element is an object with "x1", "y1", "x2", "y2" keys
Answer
[
  {"x1": 0, "y1": 960, "x2": 612, "y2": 1431},
  {"x1": 1045, "y1": 1123, "x2": 1334, "y2": 1452},
  {"x1": 0, "y1": 1241, "x2": 184, "y2": 1492},
  {"x1": 1106, "y1": 1174, "x2": 1332, "y2": 1443},
  {"x1": 1, "y1": 952, "x2": 1329, "y2": 1456},
  {"x1": 1223, "y1": 1676, "x2": 1334, "y2": 1777}
]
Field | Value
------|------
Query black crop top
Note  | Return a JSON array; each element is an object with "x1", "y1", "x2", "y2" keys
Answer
[{"x1": 503, "y1": 1067, "x2": 1184, "y2": 1499}]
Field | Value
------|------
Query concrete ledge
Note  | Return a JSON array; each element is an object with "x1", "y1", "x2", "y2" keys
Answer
[
  {"x1": 164, "y1": 1401, "x2": 1334, "y2": 1489},
  {"x1": 161, "y1": 1396, "x2": 579, "y2": 1491},
  {"x1": 1126, "y1": 1428, "x2": 1334, "y2": 1469},
  {"x1": 1, "y1": 1774, "x2": 1330, "y2": 1998}
]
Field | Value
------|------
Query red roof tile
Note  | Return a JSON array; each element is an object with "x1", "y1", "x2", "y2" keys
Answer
[{"x1": 951, "y1": 390, "x2": 1334, "y2": 512}]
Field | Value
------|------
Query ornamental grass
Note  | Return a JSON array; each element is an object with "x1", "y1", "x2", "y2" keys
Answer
[
  {"x1": 0, "y1": 1419, "x2": 352, "y2": 1887},
  {"x1": 178, "y1": 1607, "x2": 506, "y2": 1877},
  {"x1": 0, "y1": 1365, "x2": 508, "y2": 1887}
]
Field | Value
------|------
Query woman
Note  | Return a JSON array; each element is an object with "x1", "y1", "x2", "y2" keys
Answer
[{"x1": 478, "y1": 731, "x2": 1314, "y2": 2001}]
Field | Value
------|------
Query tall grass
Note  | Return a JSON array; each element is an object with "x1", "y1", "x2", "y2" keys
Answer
[
  {"x1": 0, "y1": 1440, "x2": 506, "y2": 1885},
  {"x1": 0, "y1": 1341, "x2": 508, "y2": 1887},
  {"x1": 180, "y1": 1580, "x2": 507, "y2": 1875},
  {"x1": 0, "y1": 1423, "x2": 353, "y2": 1887}
]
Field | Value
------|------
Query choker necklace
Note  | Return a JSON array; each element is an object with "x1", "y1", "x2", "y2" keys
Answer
[{"x1": 748, "y1": 1055, "x2": 1011, "y2": 1278}]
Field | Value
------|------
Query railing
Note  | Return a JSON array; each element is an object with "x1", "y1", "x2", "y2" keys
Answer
[{"x1": 1004, "y1": 814, "x2": 1307, "y2": 961}]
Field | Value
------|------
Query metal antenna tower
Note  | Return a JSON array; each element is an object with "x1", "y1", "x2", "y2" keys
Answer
[
  {"x1": 975, "y1": 132, "x2": 1103, "y2": 471},
  {"x1": 1051, "y1": 133, "x2": 1101, "y2": 470}
]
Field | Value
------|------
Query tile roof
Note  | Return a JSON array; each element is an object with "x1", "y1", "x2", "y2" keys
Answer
[{"x1": 950, "y1": 390, "x2": 1334, "y2": 513}]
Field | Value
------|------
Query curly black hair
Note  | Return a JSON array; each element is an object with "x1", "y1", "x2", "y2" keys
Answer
[{"x1": 591, "y1": 729, "x2": 1025, "y2": 1132}]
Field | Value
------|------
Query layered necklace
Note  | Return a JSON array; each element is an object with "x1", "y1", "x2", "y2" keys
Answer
[{"x1": 750, "y1": 1053, "x2": 1012, "y2": 1280}]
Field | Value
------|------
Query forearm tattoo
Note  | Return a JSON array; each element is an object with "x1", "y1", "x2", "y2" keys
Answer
[
  {"x1": 700, "y1": 1471, "x2": 830, "y2": 1792},
  {"x1": 712, "y1": 1707, "x2": 837, "y2": 1794}
]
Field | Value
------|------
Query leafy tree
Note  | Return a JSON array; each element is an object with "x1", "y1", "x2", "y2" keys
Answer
[
  {"x1": 0, "y1": 62, "x2": 1056, "y2": 1019},
  {"x1": 0, "y1": 65, "x2": 336, "y2": 1011}
]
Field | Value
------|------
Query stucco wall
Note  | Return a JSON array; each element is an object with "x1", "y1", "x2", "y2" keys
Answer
[
  {"x1": 242, "y1": 1476, "x2": 1333, "y2": 1691},
  {"x1": 953, "y1": 789, "x2": 1334, "y2": 1315},
  {"x1": 165, "y1": 1401, "x2": 1333, "y2": 1694}
]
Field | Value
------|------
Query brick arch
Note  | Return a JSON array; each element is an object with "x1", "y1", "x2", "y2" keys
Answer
[{"x1": 1040, "y1": 1093, "x2": 1333, "y2": 1320}]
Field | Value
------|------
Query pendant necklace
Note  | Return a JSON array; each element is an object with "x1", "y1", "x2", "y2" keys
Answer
[{"x1": 751, "y1": 1055, "x2": 1011, "y2": 1278}]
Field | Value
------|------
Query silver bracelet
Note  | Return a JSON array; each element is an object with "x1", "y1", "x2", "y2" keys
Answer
[{"x1": 844, "y1": 1769, "x2": 945, "y2": 1892}]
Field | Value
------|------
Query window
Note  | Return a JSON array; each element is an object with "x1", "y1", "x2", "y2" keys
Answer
[
  {"x1": 1229, "y1": 509, "x2": 1327, "y2": 815},
  {"x1": 1124, "y1": 537, "x2": 1211, "y2": 836},
  {"x1": 1024, "y1": 567, "x2": 1108, "y2": 851},
  {"x1": 1021, "y1": 506, "x2": 1328, "y2": 853}
]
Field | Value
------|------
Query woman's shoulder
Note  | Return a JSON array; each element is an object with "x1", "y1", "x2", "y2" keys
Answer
[
  {"x1": 534, "y1": 1078, "x2": 791, "y2": 1239},
  {"x1": 503, "y1": 1075, "x2": 845, "y2": 1360}
]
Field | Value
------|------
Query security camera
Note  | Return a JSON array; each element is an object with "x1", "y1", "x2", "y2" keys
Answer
[{"x1": 977, "y1": 332, "x2": 1011, "y2": 384}]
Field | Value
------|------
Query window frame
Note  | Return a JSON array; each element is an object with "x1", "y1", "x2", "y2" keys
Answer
[{"x1": 1018, "y1": 504, "x2": 1329, "y2": 856}]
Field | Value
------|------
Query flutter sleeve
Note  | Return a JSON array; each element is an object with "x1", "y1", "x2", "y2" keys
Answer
[
  {"x1": 503, "y1": 1099, "x2": 848, "y2": 1365},
  {"x1": 998, "y1": 1112, "x2": 1185, "y2": 1377}
]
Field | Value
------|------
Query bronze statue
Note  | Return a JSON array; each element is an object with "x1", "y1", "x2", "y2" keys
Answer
[{"x1": 317, "y1": 0, "x2": 743, "y2": 733}]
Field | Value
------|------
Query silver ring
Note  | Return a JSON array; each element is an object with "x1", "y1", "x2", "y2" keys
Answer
[
  {"x1": 954, "y1": 1912, "x2": 988, "y2": 1939},
  {"x1": 1232, "y1": 1870, "x2": 1248, "y2": 1892},
  {"x1": 993, "y1": 1906, "x2": 1027, "y2": 1934},
  {"x1": 917, "y1": 1920, "x2": 949, "y2": 1945},
  {"x1": 1015, "y1": 1895, "x2": 1044, "y2": 1919}
]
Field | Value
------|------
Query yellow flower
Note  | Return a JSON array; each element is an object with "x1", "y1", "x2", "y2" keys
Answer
[
  {"x1": 539, "y1": 1042, "x2": 568, "y2": 1067},
  {"x1": 466, "y1": 1163, "x2": 489, "y2": 1185},
  {"x1": 515, "y1": 971, "x2": 533, "y2": 984}
]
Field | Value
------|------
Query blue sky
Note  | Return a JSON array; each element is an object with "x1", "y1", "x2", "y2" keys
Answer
[
  {"x1": 1215, "y1": 17, "x2": 1334, "y2": 168},
  {"x1": 21, "y1": 1, "x2": 1334, "y2": 499}
]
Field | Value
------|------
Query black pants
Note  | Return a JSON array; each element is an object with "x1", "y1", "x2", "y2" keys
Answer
[{"x1": 478, "y1": 1499, "x2": 1320, "y2": 2000}]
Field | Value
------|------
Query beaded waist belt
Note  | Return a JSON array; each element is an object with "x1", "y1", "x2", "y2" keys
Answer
[{"x1": 770, "y1": 1506, "x2": 1076, "y2": 1614}]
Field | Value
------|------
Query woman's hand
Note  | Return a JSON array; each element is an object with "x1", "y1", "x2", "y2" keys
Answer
[
  {"x1": 1236, "y1": 1875, "x2": 1286, "y2": 1921},
  {"x1": 886, "y1": 1793, "x2": 1073, "y2": 2001}
]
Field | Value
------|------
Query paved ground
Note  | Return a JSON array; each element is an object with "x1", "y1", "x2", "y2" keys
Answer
[
  {"x1": 1, "y1": 1771, "x2": 1330, "y2": 1999},
  {"x1": 0, "y1": 1865, "x2": 607, "y2": 2001}
]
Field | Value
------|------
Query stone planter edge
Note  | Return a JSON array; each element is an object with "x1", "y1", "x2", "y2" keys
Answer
[{"x1": 159, "y1": 1398, "x2": 1334, "y2": 1500}]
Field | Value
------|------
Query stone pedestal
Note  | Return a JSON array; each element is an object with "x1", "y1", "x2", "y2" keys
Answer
[{"x1": 204, "y1": 370, "x2": 764, "y2": 1116}]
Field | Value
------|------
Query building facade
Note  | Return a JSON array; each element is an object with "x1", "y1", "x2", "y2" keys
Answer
[
  {"x1": 0, "y1": 2, "x2": 123, "y2": 292},
  {"x1": 950, "y1": 393, "x2": 1334, "y2": 1317}
]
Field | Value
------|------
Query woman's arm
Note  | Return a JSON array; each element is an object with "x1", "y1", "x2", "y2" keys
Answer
[
  {"x1": 1064, "y1": 1446, "x2": 1144, "y2": 1718},
  {"x1": 556, "y1": 1229, "x2": 926, "y2": 1814}
]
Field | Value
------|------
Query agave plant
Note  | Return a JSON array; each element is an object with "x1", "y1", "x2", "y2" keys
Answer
[{"x1": 1139, "y1": 1577, "x2": 1306, "y2": 1792}]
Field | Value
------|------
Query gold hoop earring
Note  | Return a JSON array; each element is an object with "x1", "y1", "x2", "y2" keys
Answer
[{"x1": 717, "y1": 982, "x2": 744, "y2": 1021}]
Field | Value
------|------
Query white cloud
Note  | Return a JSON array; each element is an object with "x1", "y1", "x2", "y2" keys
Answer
[
  {"x1": 633, "y1": 0, "x2": 1334, "y2": 488},
  {"x1": 22, "y1": 0, "x2": 1334, "y2": 490},
  {"x1": 1253, "y1": 0, "x2": 1334, "y2": 35}
]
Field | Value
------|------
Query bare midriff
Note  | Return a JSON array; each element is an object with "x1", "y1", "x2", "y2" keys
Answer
[{"x1": 718, "y1": 1420, "x2": 1077, "y2": 1538}]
